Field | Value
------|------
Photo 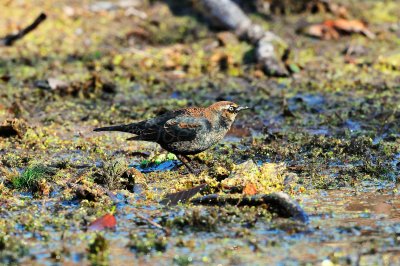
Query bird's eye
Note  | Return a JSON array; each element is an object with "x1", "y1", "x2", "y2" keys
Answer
[{"x1": 228, "y1": 106, "x2": 235, "y2": 112}]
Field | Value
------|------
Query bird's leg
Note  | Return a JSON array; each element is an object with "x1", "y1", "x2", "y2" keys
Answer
[
  {"x1": 182, "y1": 155, "x2": 207, "y2": 174},
  {"x1": 182, "y1": 154, "x2": 192, "y2": 162},
  {"x1": 176, "y1": 154, "x2": 196, "y2": 174}
]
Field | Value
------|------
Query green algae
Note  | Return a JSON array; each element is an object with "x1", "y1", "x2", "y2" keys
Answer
[{"x1": 11, "y1": 164, "x2": 54, "y2": 192}]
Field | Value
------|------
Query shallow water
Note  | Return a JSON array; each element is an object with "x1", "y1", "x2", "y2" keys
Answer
[{"x1": 2, "y1": 184, "x2": 395, "y2": 265}]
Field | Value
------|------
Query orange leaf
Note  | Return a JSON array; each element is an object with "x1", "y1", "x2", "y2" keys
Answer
[
  {"x1": 331, "y1": 19, "x2": 365, "y2": 32},
  {"x1": 88, "y1": 213, "x2": 117, "y2": 231},
  {"x1": 323, "y1": 20, "x2": 335, "y2": 28},
  {"x1": 305, "y1": 24, "x2": 339, "y2": 40},
  {"x1": 325, "y1": 19, "x2": 375, "y2": 39},
  {"x1": 243, "y1": 182, "x2": 257, "y2": 196}
]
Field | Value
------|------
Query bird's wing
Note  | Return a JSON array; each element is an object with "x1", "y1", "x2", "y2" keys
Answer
[
  {"x1": 161, "y1": 116, "x2": 208, "y2": 142},
  {"x1": 127, "y1": 112, "x2": 209, "y2": 143}
]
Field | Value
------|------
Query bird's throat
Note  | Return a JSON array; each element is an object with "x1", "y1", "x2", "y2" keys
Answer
[{"x1": 217, "y1": 116, "x2": 233, "y2": 131}]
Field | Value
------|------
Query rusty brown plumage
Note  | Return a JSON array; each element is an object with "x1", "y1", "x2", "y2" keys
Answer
[{"x1": 94, "y1": 101, "x2": 249, "y2": 173}]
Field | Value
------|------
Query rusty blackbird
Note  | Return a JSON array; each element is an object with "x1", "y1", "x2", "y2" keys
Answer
[{"x1": 94, "y1": 101, "x2": 248, "y2": 173}]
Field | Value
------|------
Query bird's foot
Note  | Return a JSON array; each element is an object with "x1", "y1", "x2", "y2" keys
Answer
[
  {"x1": 176, "y1": 154, "x2": 202, "y2": 175},
  {"x1": 182, "y1": 163, "x2": 202, "y2": 175},
  {"x1": 188, "y1": 168, "x2": 202, "y2": 176}
]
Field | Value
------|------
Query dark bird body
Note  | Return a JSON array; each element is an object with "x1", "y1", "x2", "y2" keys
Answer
[{"x1": 94, "y1": 101, "x2": 248, "y2": 172}]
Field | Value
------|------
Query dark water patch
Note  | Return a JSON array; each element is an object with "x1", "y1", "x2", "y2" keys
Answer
[
  {"x1": 132, "y1": 160, "x2": 180, "y2": 173},
  {"x1": 288, "y1": 93, "x2": 326, "y2": 113},
  {"x1": 305, "y1": 127, "x2": 330, "y2": 135},
  {"x1": 60, "y1": 199, "x2": 80, "y2": 208},
  {"x1": 15, "y1": 192, "x2": 34, "y2": 199},
  {"x1": 393, "y1": 153, "x2": 400, "y2": 172},
  {"x1": 344, "y1": 119, "x2": 362, "y2": 133}
]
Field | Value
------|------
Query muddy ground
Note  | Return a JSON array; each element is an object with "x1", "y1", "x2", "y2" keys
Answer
[{"x1": 0, "y1": 0, "x2": 400, "y2": 265}]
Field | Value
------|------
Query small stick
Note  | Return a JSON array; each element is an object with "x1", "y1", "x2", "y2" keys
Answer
[
  {"x1": 1, "y1": 13, "x2": 47, "y2": 46},
  {"x1": 124, "y1": 204, "x2": 170, "y2": 233},
  {"x1": 134, "y1": 211, "x2": 164, "y2": 230}
]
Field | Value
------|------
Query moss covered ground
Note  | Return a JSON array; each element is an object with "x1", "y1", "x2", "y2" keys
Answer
[{"x1": 0, "y1": 0, "x2": 399, "y2": 265}]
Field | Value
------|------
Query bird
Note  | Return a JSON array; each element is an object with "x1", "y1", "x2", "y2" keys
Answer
[{"x1": 93, "y1": 101, "x2": 249, "y2": 173}]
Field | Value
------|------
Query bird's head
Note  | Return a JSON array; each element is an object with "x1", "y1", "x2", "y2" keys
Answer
[{"x1": 208, "y1": 101, "x2": 249, "y2": 125}]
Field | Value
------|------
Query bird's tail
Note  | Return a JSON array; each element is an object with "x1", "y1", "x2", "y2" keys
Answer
[{"x1": 93, "y1": 124, "x2": 133, "y2": 133}]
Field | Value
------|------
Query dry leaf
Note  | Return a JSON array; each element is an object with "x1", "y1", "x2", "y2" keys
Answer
[
  {"x1": 302, "y1": 19, "x2": 375, "y2": 40},
  {"x1": 325, "y1": 19, "x2": 375, "y2": 39},
  {"x1": 303, "y1": 24, "x2": 339, "y2": 40},
  {"x1": 88, "y1": 213, "x2": 117, "y2": 231},
  {"x1": 243, "y1": 182, "x2": 257, "y2": 196}
]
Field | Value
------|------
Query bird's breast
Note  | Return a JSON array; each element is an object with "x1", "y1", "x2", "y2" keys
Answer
[{"x1": 162, "y1": 125, "x2": 230, "y2": 155}]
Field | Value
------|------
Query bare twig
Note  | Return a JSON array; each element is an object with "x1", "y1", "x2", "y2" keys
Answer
[
  {"x1": 1, "y1": 13, "x2": 47, "y2": 46},
  {"x1": 134, "y1": 211, "x2": 165, "y2": 230}
]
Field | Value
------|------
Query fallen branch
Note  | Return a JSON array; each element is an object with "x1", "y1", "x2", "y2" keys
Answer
[
  {"x1": 160, "y1": 184, "x2": 208, "y2": 206},
  {"x1": 196, "y1": 0, "x2": 288, "y2": 76},
  {"x1": 133, "y1": 210, "x2": 169, "y2": 234},
  {"x1": 191, "y1": 192, "x2": 309, "y2": 223},
  {"x1": 0, "y1": 13, "x2": 47, "y2": 46}
]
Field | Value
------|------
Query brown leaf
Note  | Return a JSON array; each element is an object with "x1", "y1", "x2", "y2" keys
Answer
[
  {"x1": 325, "y1": 19, "x2": 375, "y2": 39},
  {"x1": 243, "y1": 182, "x2": 257, "y2": 196},
  {"x1": 88, "y1": 213, "x2": 117, "y2": 231},
  {"x1": 302, "y1": 18, "x2": 375, "y2": 40},
  {"x1": 305, "y1": 24, "x2": 340, "y2": 40}
]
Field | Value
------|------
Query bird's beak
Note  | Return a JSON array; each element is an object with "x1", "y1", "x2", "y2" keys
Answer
[{"x1": 236, "y1": 106, "x2": 249, "y2": 112}]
